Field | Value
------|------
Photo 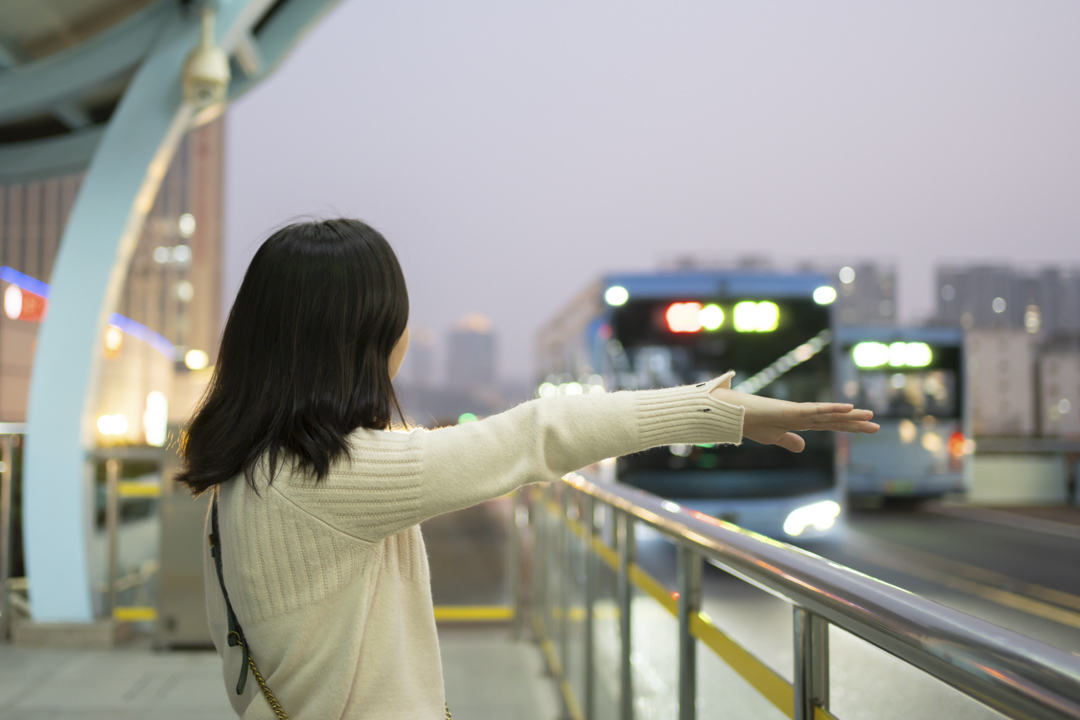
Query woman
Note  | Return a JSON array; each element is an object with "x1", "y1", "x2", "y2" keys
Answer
[{"x1": 178, "y1": 218, "x2": 877, "y2": 719}]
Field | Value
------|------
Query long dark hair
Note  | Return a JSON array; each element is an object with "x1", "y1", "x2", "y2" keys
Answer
[{"x1": 177, "y1": 218, "x2": 409, "y2": 495}]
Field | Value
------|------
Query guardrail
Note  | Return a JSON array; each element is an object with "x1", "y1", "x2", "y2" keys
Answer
[{"x1": 520, "y1": 473, "x2": 1080, "y2": 720}]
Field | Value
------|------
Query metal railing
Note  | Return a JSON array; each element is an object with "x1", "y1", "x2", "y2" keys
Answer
[
  {"x1": 519, "y1": 472, "x2": 1080, "y2": 720},
  {"x1": 0, "y1": 424, "x2": 25, "y2": 642}
]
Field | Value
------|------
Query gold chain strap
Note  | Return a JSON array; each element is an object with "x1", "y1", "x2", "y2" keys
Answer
[
  {"x1": 446, "y1": 704, "x2": 452, "y2": 719},
  {"x1": 231, "y1": 635, "x2": 289, "y2": 720}
]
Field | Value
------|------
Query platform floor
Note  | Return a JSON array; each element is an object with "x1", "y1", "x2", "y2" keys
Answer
[{"x1": 0, "y1": 626, "x2": 559, "y2": 720}]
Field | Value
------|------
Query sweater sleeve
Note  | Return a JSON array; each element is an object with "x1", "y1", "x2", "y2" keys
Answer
[
  {"x1": 279, "y1": 374, "x2": 743, "y2": 543},
  {"x1": 417, "y1": 373, "x2": 743, "y2": 522}
]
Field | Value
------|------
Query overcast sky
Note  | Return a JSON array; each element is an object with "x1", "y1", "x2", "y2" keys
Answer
[{"x1": 224, "y1": 0, "x2": 1080, "y2": 384}]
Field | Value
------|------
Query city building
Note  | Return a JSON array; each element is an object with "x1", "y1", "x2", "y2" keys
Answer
[
  {"x1": 934, "y1": 264, "x2": 1080, "y2": 339},
  {"x1": 446, "y1": 313, "x2": 496, "y2": 392},
  {"x1": 819, "y1": 262, "x2": 897, "y2": 326},
  {"x1": 0, "y1": 117, "x2": 224, "y2": 440}
]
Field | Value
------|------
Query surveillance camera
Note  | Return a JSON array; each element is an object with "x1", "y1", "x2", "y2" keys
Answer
[{"x1": 182, "y1": 7, "x2": 230, "y2": 108}]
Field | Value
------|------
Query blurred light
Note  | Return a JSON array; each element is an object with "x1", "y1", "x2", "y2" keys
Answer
[
  {"x1": 890, "y1": 373, "x2": 906, "y2": 389},
  {"x1": 1061, "y1": 399, "x2": 1072, "y2": 415},
  {"x1": 605, "y1": 286, "x2": 629, "y2": 306},
  {"x1": 839, "y1": 267, "x2": 855, "y2": 284},
  {"x1": 699, "y1": 303, "x2": 724, "y2": 331},
  {"x1": 941, "y1": 284, "x2": 956, "y2": 301},
  {"x1": 898, "y1": 419, "x2": 917, "y2": 444},
  {"x1": 854, "y1": 341, "x2": 931, "y2": 369},
  {"x1": 948, "y1": 431, "x2": 966, "y2": 458},
  {"x1": 108, "y1": 313, "x2": 175, "y2": 360},
  {"x1": 992, "y1": 297, "x2": 1006, "y2": 314},
  {"x1": 184, "y1": 348, "x2": 209, "y2": 370},
  {"x1": 783, "y1": 501, "x2": 841, "y2": 537},
  {"x1": 97, "y1": 414, "x2": 129, "y2": 437},
  {"x1": 666, "y1": 302, "x2": 703, "y2": 333},
  {"x1": 964, "y1": 439, "x2": 977, "y2": 454},
  {"x1": 813, "y1": 286, "x2": 837, "y2": 305},
  {"x1": 843, "y1": 380, "x2": 858, "y2": 398},
  {"x1": 905, "y1": 342, "x2": 932, "y2": 367},
  {"x1": 3, "y1": 285, "x2": 47, "y2": 322},
  {"x1": 4, "y1": 285, "x2": 21, "y2": 320},
  {"x1": 177, "y1": 280, "x2": 194, "y2": 302},
  {"x1": 538, "y1": 382, "x2": 556, "y2": 398},
  {"x1": 103, "y1": 325, "x2": 123, "y2": 358},
  {"x1": 794, "y1": 343, "x2": 814, "y2": 362},
  {"x1": 458, "y1": 413, "x2": 478, "y2": 424},
  {"x1": 565, "y1": 382, "x2": 583, "y2": 395},
  {"x1": 1025, "y1": 305, "x2": 1041, "y2": 333},
  {"x1": 153, "y1": 246, "x2": 170, "y2": 264},
  {"x1": 852, "y1": 342, "x2": 889, "y2": 368},
  {"x1": 888, "y1": 342, "x2": 907, "y2": 367},
  {"x1": 661, "y1": 500, "x2": 681, "y2": 513},
  {"x1": 922, "y1": 432, "x2": 943, "y2": 453},
  {"x1": 587, "y1": 374, "x2": 605, "y2": 388},
  {"x1": 178, "y1": 213, "x2": 196, "y2": 238},
  {"x1": 172, "y1": 245, "x2": 192, "y2": 264},
  {"x1": 598, "y1": 323, "x2": 612, "y2": 340},
  {"x1": 670, "y1": 444, "x2": 691, "y2": 457},
  {"x1": 588, "y1": 384, "x2": 606, "y2": 394},
  {"x1": 144, "y1": 391, "x2": 168, "y2": 447},
  {"x1": 733, "y1": 301, "x2": 779, "y2": 332}
]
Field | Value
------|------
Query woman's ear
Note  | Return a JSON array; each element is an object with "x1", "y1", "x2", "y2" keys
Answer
[{"x1": 388, "y1": 326, "x2": 410, "y2": 380}]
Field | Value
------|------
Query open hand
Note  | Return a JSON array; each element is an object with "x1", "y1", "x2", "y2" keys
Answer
[{"x1": 710, "y1": 379, "x2": 878, "y2": 453}]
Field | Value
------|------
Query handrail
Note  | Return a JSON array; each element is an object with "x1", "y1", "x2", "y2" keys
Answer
[{"x1": 553, "y1": 472, "x2": 1080, "y2": 720}]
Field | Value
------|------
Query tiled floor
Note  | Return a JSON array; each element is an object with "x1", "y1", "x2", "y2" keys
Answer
[{"x1": 0, "y1": 627, "x2": 559, "y2": 720}]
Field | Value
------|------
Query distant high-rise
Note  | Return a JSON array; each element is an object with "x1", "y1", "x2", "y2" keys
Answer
[
  {"x1": 824, "y1": 262, "x2": 897, "y2": 326},
  {"x1": 405, "y1": 327, "x2": 436, "y2": 387},
  {"x1": 934, "y1": 264, "x2": 1080, "y2": 339},
  {"x1": 446, "y1": 314, "x2": 496, "y2": 391}
]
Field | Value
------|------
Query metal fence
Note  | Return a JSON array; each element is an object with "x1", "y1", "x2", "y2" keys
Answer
[{"x1": 520, "y1": 472, "x2": 1080, "y2": 720}]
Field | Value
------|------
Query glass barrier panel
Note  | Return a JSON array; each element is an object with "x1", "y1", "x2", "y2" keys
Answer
[
  {"x1": 630, "y1": 582, "x2": 680, "y2": 719},
  {"x1": 695, "y1": 629, "x2": 790, "y2": 719},
  {"x1": 829, "y1": 625, "x2": 1007, "y2": 720},
  {"x1": 425, "y1": 496, "x2": 512, "y2": 607},
  {"x1": 564, "y1": 516, "x2": 588, "y2": 715},
  {"x1": 591, "y1": 537, "x2": 621, "y2": 720}
]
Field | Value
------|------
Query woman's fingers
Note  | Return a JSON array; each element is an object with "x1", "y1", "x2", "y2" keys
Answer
[{"x1": 776, "y1": 432, "x2": 805, "y2": 452}]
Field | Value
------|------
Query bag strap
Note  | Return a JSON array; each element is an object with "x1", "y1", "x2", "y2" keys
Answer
[{"x1": 209, "y1": 492, "x2": 290, "y2": 720}]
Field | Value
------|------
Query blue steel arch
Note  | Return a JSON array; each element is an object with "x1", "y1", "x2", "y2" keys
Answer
[{"x1": 23, "y1": 0, "x2": 342, "y2": 622}]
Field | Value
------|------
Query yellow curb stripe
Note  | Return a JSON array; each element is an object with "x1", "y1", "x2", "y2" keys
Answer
[
  {"x1": 433, "y1": 605, "x2": 514, "y2": 622},
  {"x1": 113, "y1": 606, "x2": 157, "y2": 622},
  {"x1": 117, "y1": 481, "x2": 160, "y2": 498},
  {"x1": 629, "y1": 564, "x2": 679, "y2": 617}
]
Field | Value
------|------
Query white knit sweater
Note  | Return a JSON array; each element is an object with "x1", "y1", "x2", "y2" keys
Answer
[{"x1": 203, "y1": 374, "x2": 745, "y2": 719}]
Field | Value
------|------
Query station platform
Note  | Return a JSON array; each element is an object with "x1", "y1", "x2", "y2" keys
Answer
[{"x1": 0, "y1": 626, "x2": 558, "y2": 720}]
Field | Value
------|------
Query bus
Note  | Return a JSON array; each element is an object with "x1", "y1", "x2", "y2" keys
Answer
[
  {"x1": 537, "y1": 270, "x2": 843, "y2": 539},
  {"x1": 835, "y1": 325, "x2": 971, "y2": 503}
]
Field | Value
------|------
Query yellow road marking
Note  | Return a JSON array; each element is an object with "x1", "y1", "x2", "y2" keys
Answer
[
  {"x1": 433, "y1": 605, "x2": 514, "y2": 622},
  {"x1": 846, "y1": 539, "x2": 1080, "y2": 630},
  {"x1": 117, "y1": 481, "x2": 160, "y2": 498},
  {"x1": 113, "y1": 606, "x2": 157, "y2": 622}
]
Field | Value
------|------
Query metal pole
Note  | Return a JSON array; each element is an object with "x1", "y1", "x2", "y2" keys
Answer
[
  {"x1": 583, "y1": 494, "x2": 596, "y2": 720},
  {"x1": 793, "y1": 606, "x2": 830, "y2": 720},
  {"x1": 677, "y1": 544, "x2": 703, "y2": 720},
  {"x1": 510, "y1": 489, "x2": 523, "y2": 640},
  {"x1": 559, "y1": 486, "x2": 570, "y2": 683},
  {"x1": 105, "y1": 458, "x2": 121, "y2": 619},
  {"x1": 617, "y1": 509, "x2": 635, "y2": 720},
  {"x1": 0, "y1": 435, "x2": 13, "y2": 641}
]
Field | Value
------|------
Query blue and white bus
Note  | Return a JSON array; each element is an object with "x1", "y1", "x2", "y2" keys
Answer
[
  {"x1": 537, "y1": 270, "x2": 843, "y2": 539},
  {"x1": 835, "y1": 325, "x2": 971, "y2": 503}
]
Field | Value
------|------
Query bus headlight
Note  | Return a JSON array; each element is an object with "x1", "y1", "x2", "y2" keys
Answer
[{"x1": 783, "y1": 501, "x2": 841, "y2": 537}]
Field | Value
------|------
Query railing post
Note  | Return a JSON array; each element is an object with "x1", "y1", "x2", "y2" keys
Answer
[
  {"x1": 793, "y1": 606, "x2": 830, "y2": 720},
  {"x1": 510, "y1": 488, "x2": 524, "y2": 640},
  {"x1": 677, "y1": 544, "x2": 703, "y2": 720},
  {"x1": 105, "y1": 458, "x2": 121, "y2": 619},
  {"x1": 559, "y1": 486, "x2": 571, "y2": 685},
  {"x1": 534, "y1": 486, "x2": 548, "y2": 643},
  {"x1": 0, "y1": 435, "x2": 13, "y2": 641},
  {"x1": 617, "y1": 509, "x2": 635, "y2": 720},
  {"x1": 583, "y1": 494, "x2": 596, "y2": 720}
]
